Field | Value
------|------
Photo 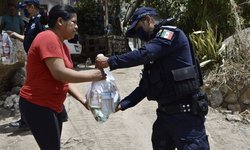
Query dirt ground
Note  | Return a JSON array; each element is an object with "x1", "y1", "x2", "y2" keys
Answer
[{"x1": 0, "y1": 66, "x2": 250, "y2": 150}]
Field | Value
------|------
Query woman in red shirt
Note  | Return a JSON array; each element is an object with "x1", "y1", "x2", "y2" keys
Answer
[{"x1": 18, "y1": 4, "x2": 105, "y2": 150}]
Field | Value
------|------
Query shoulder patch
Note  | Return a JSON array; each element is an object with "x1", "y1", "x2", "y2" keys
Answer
[
  {"x1": 159, "y1": 29, "x2": 174, "y2": 40},
  {"x1": 156, "y1": 29, "x2": 163, "y2": 37}
]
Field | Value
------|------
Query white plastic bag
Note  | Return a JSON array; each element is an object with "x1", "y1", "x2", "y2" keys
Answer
[
  {"x1": 86, "y1": 69, "x2": 120, "y2": 122},
  {"x1": 1, "y1": 31, "x2": 17, "y2": 64},
  {"x1": 2, "y1": 31, "x2": 13, "y2": 46}
]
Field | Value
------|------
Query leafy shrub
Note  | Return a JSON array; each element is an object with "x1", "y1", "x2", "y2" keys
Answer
[{"x1": 189, "y1": 22, "x2": 223, "y2": 69}]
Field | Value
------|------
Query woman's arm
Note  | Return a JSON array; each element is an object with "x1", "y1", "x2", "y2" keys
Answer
[
  {"x1": 45, "y1": 58, "x2": 106, "y2": 83},
  {"x1": 68, "y1": 83, "x2": 89, "y2": 110},
  {"x1": 6, "y1": 31, "x2": 25, "y2": 42}
]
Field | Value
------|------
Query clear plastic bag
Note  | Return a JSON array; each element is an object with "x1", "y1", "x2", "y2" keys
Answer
[
  {"x1": 1, "y1": 31, "x2": 17, "y2": 64},
  {"x1": 86, "y1": 69, "x2": 120, "y2": 123}
]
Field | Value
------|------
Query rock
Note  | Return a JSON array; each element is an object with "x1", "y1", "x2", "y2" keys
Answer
[
  {"x1": 0, "y1": 108, "x2": 13, "y2": 118},
  {"x1": 0, "y1": 80, "x2": 10, "y2": 94},
  {"x1": 243, "y1": 118, "x2": 250, "y2": 124},
  {"x1": 240, "y1": 110, "x2": 250, "y2": 124},
  {"x1": 0, "y1": 40, "x2": 25, "y2": 95},
  {"x1": 227, "y1": 103, "x2": 241, "y2": 112},
  {"x1": 239, "y1": 87, "x2": 250, "y2": 105},
  {"x1": 209, "y1": 88, "x2": 223, "y2": 108},
  {"x1": 222, "y1": 27, "x2": 250, "y2": 54},
  {"x1": 226, "y1": 114, "x2": 243, "y2": 122},
  {"x1": 3, "y1": 94, "x2": 16, "y2": 108},
  {"x1": 240, "y1": 99, "x2": 250, "y2": 105},
  {"x1": 11, "y1": 67, "x2": 26, "y2": 87},
  {"x1": 0, "y1": 94, "x2": 9, "y2": 101},
  {"x1": 11, "y1": 86, "x2": 21, "y2": 95},
  {"x1": 13, "y1": 95, "x2": 20, "y2": 103},
  {"x1": 0, "y1": 63, "x2": 25, "y2": 95},
  {"x1": 0, "y1": 100, "x2": 4, "y2": 106},
  {"x1": 0, "y1": 62, "x2": 25, "y2": 81},
  {"x1": 219, "y1": 85, "x2": 229, "y2": 96},
  {"x1": 13, "y1": 102, "x2": 19, "y2": 111},
  {"x1": 240, "y1": 110, "x2": 250, "y2": 117},
  {"x1": 221, "y1": 102, "x2": 228, "y2": 108},
  {"x1": 219, "y1": 109, "x2": 233, "y2": 114},
  {"x1": 224, "y1": 92, "x2": 238, "y2": 104}
]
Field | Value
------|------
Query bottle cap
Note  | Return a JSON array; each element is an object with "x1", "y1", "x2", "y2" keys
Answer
[{"x1": 97, "y1": 54, "x2": 104, "y2": 57}]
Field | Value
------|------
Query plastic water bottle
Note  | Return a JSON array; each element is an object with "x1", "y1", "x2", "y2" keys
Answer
[
  {"x1": 2, "y1": 43, "x2": 10, "y2": 64},
  {"x1": 10, "y1": 44, "x2": 17, "y2": 64},
  {"x1": 101, "y1": 92, "x2": 113, "y2": 116},
  {"x1": 89, "y1": 90, "x2": 108, "y2": 122},
  {"x1": 2, "y1": 32, "x2": 13, "y2": 64},
  {"x1": 91, "y1": 108, "x2": 108, "y2": 122},
  {"x1": 90, "y1": 90, "x2": 101, "y2": 108}
]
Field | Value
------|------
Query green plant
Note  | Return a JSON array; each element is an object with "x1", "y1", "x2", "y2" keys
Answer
[
  {"x1": 189, "y1": 22, "x2": 223, "y2": 69},
  {"x1": 144, "y1": 0, "x2": 187, "y2": 18}
]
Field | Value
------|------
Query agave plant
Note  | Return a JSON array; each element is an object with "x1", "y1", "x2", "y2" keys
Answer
[{"x1": 190, "y1": 21, "x2": 223, "y2": 70}]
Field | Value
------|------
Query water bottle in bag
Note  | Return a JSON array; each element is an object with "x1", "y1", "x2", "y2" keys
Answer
[{"x1": 86, "y1": 69, "x2": 120, "y2": 123}]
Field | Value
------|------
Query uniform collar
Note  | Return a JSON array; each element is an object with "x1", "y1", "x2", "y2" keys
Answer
[{"x1": 30, "y1": 13, "x2": 41, "y2": 20}]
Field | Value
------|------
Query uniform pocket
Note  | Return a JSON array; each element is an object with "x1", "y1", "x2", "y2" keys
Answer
[{"x1": 171, "y1": 66, "x2": 200, "y2": 97}]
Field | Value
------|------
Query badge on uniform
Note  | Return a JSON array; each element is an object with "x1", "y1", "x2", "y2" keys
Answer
[
  {"x1": 157, "y1": 29, "x2": 174, "y2": 40},
  {"x1": 31, "y1": 23, "x2": 36, "y2": 29}
]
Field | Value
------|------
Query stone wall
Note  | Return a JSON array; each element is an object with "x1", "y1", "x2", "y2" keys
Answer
[
  {"x1": 203, "y1": 27, "x2": 250, "y2": 113},
  {"x1": 0, "y1": 38, "x2": 26, "y2": 112}
]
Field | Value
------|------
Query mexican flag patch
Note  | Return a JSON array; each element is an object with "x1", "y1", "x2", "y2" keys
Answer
[{"x1": 159, "y1": 29, "x2": 174, "y2": 40}]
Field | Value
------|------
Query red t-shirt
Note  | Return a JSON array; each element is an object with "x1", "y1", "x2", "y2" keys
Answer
[{"x1": 20, "y1": 30, "x2": 73, "y2": 113}]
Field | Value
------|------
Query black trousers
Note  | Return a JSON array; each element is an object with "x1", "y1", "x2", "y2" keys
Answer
[
  {"x1": 19, "y1": 97, "x2": 63, "y2": 150},
  {"x1": 152, "y1": 110, "x2": 210, "y2": 150},
  {"x1": 20, "y1": 104, "x2": 68, "y2": 125}
]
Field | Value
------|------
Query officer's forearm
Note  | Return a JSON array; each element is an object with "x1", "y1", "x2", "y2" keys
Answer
[
  {"x1": 108, "y1": 50, "x2": 147, "y2": 70},
  {"x1": 119, "y1": 86, "x2": 146, "y2": 110}
]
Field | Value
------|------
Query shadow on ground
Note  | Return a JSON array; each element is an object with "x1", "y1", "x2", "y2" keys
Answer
[
  {"x1": 0, "y1": 108, "x2": 31, "y2": 136},
  {"x1": 0, "y1": 123, "x2": 31, "y2": 136}
]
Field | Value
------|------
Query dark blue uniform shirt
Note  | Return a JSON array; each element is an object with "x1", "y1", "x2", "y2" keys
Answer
[
  {"x1": 108, "y1": 26, "x2": 193, "y2": 110},
  {"x1": 23, "y1": 14, "x2": 45, "y2": 53}
]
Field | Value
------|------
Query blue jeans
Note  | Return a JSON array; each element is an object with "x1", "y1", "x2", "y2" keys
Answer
[{"x1": 151, "y1": 109, "x2": 210, "y2": 150}]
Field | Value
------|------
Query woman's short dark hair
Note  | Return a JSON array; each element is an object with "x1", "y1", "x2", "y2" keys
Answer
[{"x1": 48, "y1": 4, "x2": 76, "y2": 28}]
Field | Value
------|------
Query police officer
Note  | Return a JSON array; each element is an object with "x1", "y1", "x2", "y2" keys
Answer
[
  {"x1": 7, "y1": 0, "x2": 45, "y2": 53},
  {"x1": 96, "y1": 7, "x2": 210, "y2": 150},
  {"x1": 8, "y1": 0, "x2": 68, "y2": 130}
]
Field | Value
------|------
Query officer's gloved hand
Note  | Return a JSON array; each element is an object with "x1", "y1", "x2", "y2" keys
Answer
[
  {"x1": 95, "y1": 54, "x2": 109, "y2": 68},
  {"x1": 81, "y1": 99, "x2": 90, "y2": 110},
  {"x1": 115, "y1": 104, "x2": 122, "y2": 112}
]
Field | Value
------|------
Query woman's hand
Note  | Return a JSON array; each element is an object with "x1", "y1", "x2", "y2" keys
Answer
[
  {"x1": 81, "y1": 99, "x2": 89, "y2": 110},
  {"x1": 68, "y1": 83, "x2": 90, "y2": 110},
  {"x1": 93, "y1": 69, "x2": 106, "y2": 81}
]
